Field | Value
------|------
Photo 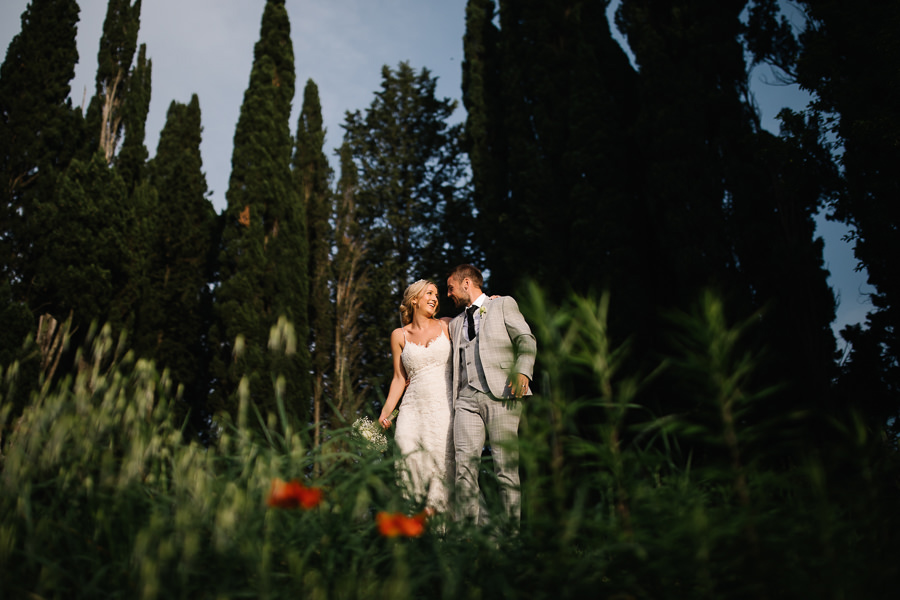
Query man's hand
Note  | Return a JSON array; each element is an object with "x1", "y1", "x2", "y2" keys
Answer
[{"x1": 507, "y1": 373, "x2": 530, "y2": 398}]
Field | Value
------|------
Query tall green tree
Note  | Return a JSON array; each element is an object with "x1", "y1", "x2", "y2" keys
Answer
[
  {"x1": 463, "y1": 0, "x2": 639, "y2": 303},
  {"x1": 744, "y1": 0, "x2": 899, "y2": 433},
  {"x1": 0, "y1": 0, "x2": 81, "y2": 392},
  {"x1": 116, "y1": 43, "x2": 152, "y2": 190},
  {"x1": 210, "y1": 0, "x2": 310, "y2": 424},
  {"x1": 135, "y1": 95, "x2": 216, "y2": 431},
  {"x1": 332, "y1": 142, "x2": 368, "y2": 424},
  {"x1": 463, "y1": 0, "x2": 839, "y2": 457},
  {"x1": 616, "y1": 0, "x2": 743, "y2": 303},
  {"x1": 0, "y1": 0, "x2": 82, "y2": 293},
  {"x1": 792, "y1": 0, "x2": 900, "y2": 430},
  {"x1": 112, "y1": 39, "x2": 154, "y2": 339},
  {"x1": 82, "y1": 0, "x2": 143, "y2": 164},
  {"x1": 22, "y1": 0, "x2": 148, "y2": 336},
  {"x1": 342, "y1": 62, "x2": 473, "y2": 392},
  {"x1": 27, "y1": 151, "x2": 140, "y2": 329},
  {"x1": 292, "y1": 79, "x2": 331, "y2": 447},
  {"x1": 723, "y1": 113, "x2": 838, "y2": 435},
  {"x1": 613, "y1": 0, "x2": 838, "y2": 440}
]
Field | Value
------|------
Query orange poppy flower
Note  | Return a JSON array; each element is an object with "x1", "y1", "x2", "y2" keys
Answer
[
  {"x1": 376, "y1": 511, "x2": 428, "y2": 538},
  {"x1": 267, "y1": 478, "x2": 323, "y2": 509},
  {"x1": 295, "y1": 485, "x2": 323, "y2": 509}
]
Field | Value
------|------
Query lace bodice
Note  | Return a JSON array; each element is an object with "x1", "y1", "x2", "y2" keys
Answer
[{"x1": 401, "y1": 333, "x2": 452, "y2": 385}]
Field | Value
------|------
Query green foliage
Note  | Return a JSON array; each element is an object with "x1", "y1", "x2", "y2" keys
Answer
[
  {"x1": 211, "y1": 0, "x2": 311, "y2": 425},
  {"x1": 0, "y1": 281, "x2": 36, "y2": 418},
  {"x1": 29, "y1": 151, "x2": 145, "y2": 330},
  {"x1": 293, "y1": 79, "x2": 332, "y2": 445},
  {"x1": 792, "y1": 0, "x2": 900, "y2": 423},
  {"x1": 0, "y1": 0, "x2": 82, "y2": 287},
  {"x1": 743, "y1": 0, "x2": 900, "y2": 434},
  {"x1": 89, "y1": 0, "x2": 144, "y2": 163},
  {"x1": 330, "y1": 142, "x2": 370, "y2": 424},
  {"x1": 2, "y1": 288, "x2": 897, "y2": 599},
  {"x1": 464, "y1": 0, "x2": 843, "y2": 446},
  {"x1": 0, "y1": 8, "x2": 895, "y2": 595},
  {"x1": 342, "y1": 62, "x2": 475, "y2": 392},
  {"x1": 464, "y1": 0, "x2": 639, "y2": 297},
  {"x1": 135, "y1": 94, "x2": 216, "y2": 433},
  {"x1": 615, "y1": 0, "x2": 746, "y2": 298},
  {"x1": 116, "y1": 43, "x2": 152, "y2": 190}
]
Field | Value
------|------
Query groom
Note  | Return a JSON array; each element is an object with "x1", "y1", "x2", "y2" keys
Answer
[{"x1": 446, "y1": 264, "x2": 536, "y2": 524}]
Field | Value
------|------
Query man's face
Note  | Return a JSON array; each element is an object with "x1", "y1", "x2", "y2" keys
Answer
[{"x1": 446, "y1": 276, "x2": 470, "y2": 309}]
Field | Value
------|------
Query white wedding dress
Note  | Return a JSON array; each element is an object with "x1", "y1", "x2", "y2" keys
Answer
[{"x1": 394, "y1": 331, "x2": 454, "y2": 511}]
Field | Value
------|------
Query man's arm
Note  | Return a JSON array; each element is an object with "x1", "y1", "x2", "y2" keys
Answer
[{"x1": 502, "y1": 296, "x2": 537, "y2": 383}]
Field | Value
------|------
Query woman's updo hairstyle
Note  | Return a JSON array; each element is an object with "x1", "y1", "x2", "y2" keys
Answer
[{"x1": 399, "y1": 279, "x2": 438, "y2": 326}]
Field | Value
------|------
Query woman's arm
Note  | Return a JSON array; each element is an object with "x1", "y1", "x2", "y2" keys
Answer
[{"x1": 379, "y1": 328, "x2": 408, "y2": 428}]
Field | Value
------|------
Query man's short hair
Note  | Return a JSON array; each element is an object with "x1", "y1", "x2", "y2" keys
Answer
[{"x1": 448, "y1": 264, "x2": 483, "y2": 288}]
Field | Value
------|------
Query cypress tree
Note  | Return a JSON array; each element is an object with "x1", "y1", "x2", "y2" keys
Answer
[
  {"x1": 21, "y1": 0, "x2": 147, "y2": 338},
  {"x1": 332, "y1": 142, "x2": 368, "y2": 423},
  {"x1": 136, "y1": 95, "x2": 216, "y2": 432},
  {"x1": 116, "y1": 43, "x2": 152, "y2": 190},
  {"x1": 615, "y1": 0, "x2": 743, "y2": 302},
  {"x1": 462, "y1": 0, "x2": 504, "y2": 255},
  {"x1": 210, "y1": 0, "x2": 310, "y2": 424},
  {"x1": 724, "y1": 113, "x2": 838, "y2": 442},
  {"x1": 462, "y1": 0, "x2": 638, "y2": 301},
  {"x1": 85, "y1": 0, "x2": 143, "y2": 164},
  {"x1": 292, "y1": 79, "x2": 331, "y2": 446},
  {"x1": 28, "y1": 150, "x2": 138, "y2": 328},
  {"x1": 113, "y1": 41, "x2": 154, "y2": 332},
  {"x1": 0, "y1": 0, "x2": 82, "y2": 293}
]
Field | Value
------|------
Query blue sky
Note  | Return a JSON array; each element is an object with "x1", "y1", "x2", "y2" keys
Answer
[{"x1": 1, "y1": 0, "x2": 871, "y2": 335}]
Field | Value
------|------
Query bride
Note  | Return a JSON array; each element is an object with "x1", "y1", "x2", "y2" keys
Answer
[{"x1": 378, "y1": 279, "x2": 454, "y2": 513}]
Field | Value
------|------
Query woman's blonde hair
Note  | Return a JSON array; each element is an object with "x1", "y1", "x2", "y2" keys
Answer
[{"x1": 399, "y1": 279, "x2": 439, "y2": 326}]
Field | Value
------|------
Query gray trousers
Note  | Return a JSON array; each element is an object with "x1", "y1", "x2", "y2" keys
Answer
[{"x1": 453, "y1": 388, "x2": 522, "y2": 524}]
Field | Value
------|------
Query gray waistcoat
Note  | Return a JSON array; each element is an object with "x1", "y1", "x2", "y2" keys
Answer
[{"x1": 458, "y1": 334, "x2": 489, "y2": 396}]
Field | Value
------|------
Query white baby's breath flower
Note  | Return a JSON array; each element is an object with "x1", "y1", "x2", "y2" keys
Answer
[{"x1": 351, "y1": 416, "x2": 388, "y2": 453}]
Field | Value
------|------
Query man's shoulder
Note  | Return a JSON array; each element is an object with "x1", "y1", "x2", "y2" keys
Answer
[{"x1": 487, "y1": 295, "x2": 517, "y2": 310}]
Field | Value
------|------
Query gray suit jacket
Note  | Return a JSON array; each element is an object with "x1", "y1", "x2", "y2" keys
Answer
[{"x1": 450, "y1": 296, "x2": 537, "y2": 401}]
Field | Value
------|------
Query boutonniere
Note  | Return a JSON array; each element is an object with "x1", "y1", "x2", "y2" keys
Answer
[{"x1": 478, "y1": 306, "x2": 487, "y2": 318}]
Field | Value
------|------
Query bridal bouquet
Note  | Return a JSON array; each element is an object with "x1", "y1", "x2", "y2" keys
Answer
[{"x1": 351, "y1": 410, "x2": 397, "y2": 453}]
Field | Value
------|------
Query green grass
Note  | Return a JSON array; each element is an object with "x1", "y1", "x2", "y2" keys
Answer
[{"x1": 1, "y1": 291, "x2": 898, "y2": 599}]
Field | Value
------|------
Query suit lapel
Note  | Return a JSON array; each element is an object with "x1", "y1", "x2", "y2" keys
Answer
[{"x1": 478, "y1": 298, "x2": 492, "y2": 338}]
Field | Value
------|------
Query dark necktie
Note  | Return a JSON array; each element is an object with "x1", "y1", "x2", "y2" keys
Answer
[{"x1": 466, "y1": 305, "x2": 477, "y2": 340}]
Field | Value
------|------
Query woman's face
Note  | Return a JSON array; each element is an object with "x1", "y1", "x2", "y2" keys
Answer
[{"x1": 417, "y1": 283, "x2": 439, "y2": 317}]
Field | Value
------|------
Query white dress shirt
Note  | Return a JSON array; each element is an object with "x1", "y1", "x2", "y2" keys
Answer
[{"x1": 466, "y1": 293, "x2": 488, "y2": 341}]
